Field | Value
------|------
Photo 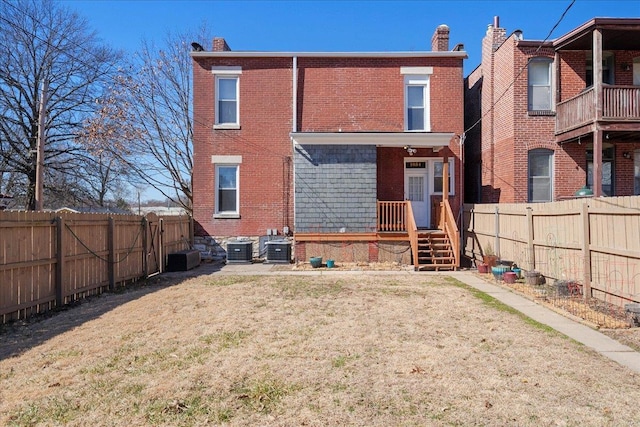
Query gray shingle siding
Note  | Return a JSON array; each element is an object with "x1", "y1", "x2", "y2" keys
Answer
[{"x1": 294, "y1": 144, "x2": 377, "y2": 233}]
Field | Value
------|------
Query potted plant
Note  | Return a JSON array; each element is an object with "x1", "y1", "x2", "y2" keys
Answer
[
  {"x1": 477, "y1": 262, "x2": 489, "y2": 274},
  {"x1": 483, "y1": 242, "x2": 498, "y2": 267}
]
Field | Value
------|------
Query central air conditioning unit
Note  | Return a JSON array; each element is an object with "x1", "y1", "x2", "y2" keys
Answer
[
  {"x1": 265, "y1": 240, "x2": 291, "y2": 263},
  {"x1": 226, "y1": 240, "x2": 253, "y2": 263}
]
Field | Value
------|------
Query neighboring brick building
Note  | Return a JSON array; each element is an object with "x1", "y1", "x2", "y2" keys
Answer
[
  {"x1": 191, "y1": 25, "x2": 466, "y2": 266},
  {"x1": 465, "y1": 17, "x2": 640, "y2": 203}
]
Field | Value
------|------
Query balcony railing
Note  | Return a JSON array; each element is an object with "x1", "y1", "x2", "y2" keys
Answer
[
  {"x1": 556, "y1": 85, "x2": 640, "y2": 135},
  {"x1": 555, "y1": 87, "x2": 595, "y2": 134},
  {"x1": 603, "y1": 86, "x2": 640, "y2": 119}
]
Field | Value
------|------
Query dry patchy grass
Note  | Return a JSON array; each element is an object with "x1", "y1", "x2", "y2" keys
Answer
[{"x1": 1, "y1": 273, "x2": 640, "y2": 426}]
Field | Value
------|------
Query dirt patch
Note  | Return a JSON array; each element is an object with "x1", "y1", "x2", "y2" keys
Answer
[
  {"x1": 2, "y1": 273, "x2": 640, "y2": 426},
  {"x1": 273, "y1": 261, "x2": 411, "y2": 271}
]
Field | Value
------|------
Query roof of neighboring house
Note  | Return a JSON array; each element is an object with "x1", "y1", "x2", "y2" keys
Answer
[
  {"x1": 137, "y1": 206, "x2": 188, "y2": 216},
  {"x1": 55, "y1": 206, "x2": 131, "y2": 215},
  {"x1": 553, "y1": 18, "x2": 640, "y2": 51}
]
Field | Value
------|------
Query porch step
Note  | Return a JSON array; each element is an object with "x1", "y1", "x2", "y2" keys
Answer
[{"x1": 415, "y1": 231, "x2": 456, "y2": 271}]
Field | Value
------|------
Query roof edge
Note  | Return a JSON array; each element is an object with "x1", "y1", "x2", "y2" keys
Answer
[{"x1": 191, "y1": 51, "x2": 468, "y2": 59}]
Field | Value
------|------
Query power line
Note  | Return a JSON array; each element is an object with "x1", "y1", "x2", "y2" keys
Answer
[{"x1": 463, "y1": 0, "x2": 576, "y2": 136}]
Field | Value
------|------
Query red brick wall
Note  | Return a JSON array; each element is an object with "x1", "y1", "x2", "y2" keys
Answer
[
  {"x1": 559, "y1": 51, "x2": 586, "y2": 101},
  {"x1": 193, "y1": 55, "x2": 465, "y2": 238},
  {"x1": 297, "y1": 57, "x2": 463, "y2": 133},
  {"x1": 192, "y1": 57, "x2": 294, "y2": 237}
]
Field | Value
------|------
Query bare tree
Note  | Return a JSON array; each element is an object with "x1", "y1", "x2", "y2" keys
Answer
[
  {"x1": 0, "y1": 0, "x2": 122, "y2": 209},
  {"x1": 90, "y1": 29, "x2": 209, "y2": 214}
]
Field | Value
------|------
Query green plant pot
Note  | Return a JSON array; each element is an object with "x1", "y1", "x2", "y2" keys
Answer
[{"x1": 309, "y1": 257, "x2": 322, "y2": 268}]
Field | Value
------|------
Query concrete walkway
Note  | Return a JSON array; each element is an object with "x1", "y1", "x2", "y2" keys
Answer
[
  {"x1": 204, "y1": 262, "x2": 640, "y2": 373},
  {"x1": 448, "y1": 271, "x2": 640, "y2": 374}
]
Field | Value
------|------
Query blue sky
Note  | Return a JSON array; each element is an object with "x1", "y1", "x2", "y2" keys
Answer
[
  {"x1": 63, "y1": 0, "x2": 639, "y2": 74},
  {"x1": 58, "y1": 0, "x2": 638, "y2": 201}
]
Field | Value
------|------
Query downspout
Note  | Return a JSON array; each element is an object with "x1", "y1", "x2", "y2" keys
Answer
[
  {"x1": 292, "y1": 56, "x2": 298, "y2": 133},
  {"x1": 291, "y1": 56, "x2": 298, "y2": 238},
  {"x1": 458, "y1": 133, "x2": 466, "y2": 260}
]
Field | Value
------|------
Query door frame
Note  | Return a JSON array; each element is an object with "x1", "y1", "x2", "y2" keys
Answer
[
  {"x1": 404, "y1": 157, "x2": 430, "y2": 228},
  {"x1": 403, "y1": 157, "x2": 455, "y2": 228}
]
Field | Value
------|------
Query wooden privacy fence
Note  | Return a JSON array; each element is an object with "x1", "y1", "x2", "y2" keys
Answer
[
  {"x1": 463, "y1": 196, "x2": 640, "y2": 308},
  {"x1": 0, "y1": 211, "x2": 192, "y2": 323}
]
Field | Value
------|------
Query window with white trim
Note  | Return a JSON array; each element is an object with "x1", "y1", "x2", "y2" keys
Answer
[
  {"x1": 528, "y1": 149, "x2": 553, "y2": 202},
  {"x1": 212, "y1": 66, "x2": 242, "y2": 128},
  {"x1": 216, "y1": 77, "x2": 238, "y2": 125},
  {"x1": 433, "y1": 159, "x2": 454, "y2": 195},
  {"x1": 215, "y1": 165, "x2": 239, "y2": 215},
  {"x1": 404, "y1": 75, "x2": 430, "y2": 131},
  {"x1": 528, "y1": 58, "x2": 553, "y2": 111}
]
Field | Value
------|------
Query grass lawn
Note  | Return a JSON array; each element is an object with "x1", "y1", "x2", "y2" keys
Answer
[{"x1": 1, "y1": 273, "x2": 640, "y2": 426}]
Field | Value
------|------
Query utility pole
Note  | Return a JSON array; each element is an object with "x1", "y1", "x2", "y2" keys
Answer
[{"x1": 35, "y1": 79, "x2": 48, "y2": 211}]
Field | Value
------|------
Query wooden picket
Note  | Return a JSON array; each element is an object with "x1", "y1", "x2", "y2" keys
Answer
[
  {"x1": 0, "y1": 211, "x2": 192, "y2": 323},
  {"x1": 463, "y1": 196, "x2": 640, "y2": 308}
]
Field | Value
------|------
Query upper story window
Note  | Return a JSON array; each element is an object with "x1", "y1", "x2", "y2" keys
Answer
[
  {"x1": 586, "y1": 51, "x2": 614, "y2": 86},
  {"x1": 401, "y1": 67, "x2": 432, "y2": 132},
  {"x1": 528, "y1": 58, "x2": 553, "y2": 111},
  {"x1": 212, "y1": 66, "x2": 242, "y2": 129},
  {"x1": 528, "y1": 148, "x2": 553, "y2": 202},
  {"x1": 633, "y1": 57, "x2": 640, "y2": 86}
]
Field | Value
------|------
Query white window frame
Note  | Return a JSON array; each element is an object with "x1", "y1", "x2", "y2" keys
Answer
[
  {"x1": 403, "y1": 75, "x2": 430, "y2": 132},
  {"x1": 404, "y1": 157, "x2": 454, "y2": 196},
  {"x1": 432, "y1": 158, "x2": 455, "y2": 195},
  {"x1": 528, "y1": 58, "x2": 553, "y2": 112},
  {"x1": 212, "y1": 66, "x2": 242, "y2": 129},
  {"x1": 214, "y1": 163, "x2": 240, "y2": 218},
  {"x1": 528, "y1": 148, "x2": 554, "y2": 202}
]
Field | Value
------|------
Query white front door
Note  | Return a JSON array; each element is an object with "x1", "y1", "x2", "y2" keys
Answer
[{"x1": 405, "y1": 165, "x2": 430, "y2": 228}]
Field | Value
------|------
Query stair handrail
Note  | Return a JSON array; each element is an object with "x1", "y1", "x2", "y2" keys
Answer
[
  {"x1": 405, "y1": 201, "x2": 419, "y2": 269},
  {"x1": 439, "y1": 199, "x2": 460, "y2": 268}
]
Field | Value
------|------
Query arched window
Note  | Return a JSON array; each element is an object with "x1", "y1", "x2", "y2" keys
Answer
[
  {"x1": 528, "y1": 149, "x2": 553, "y2": 202},
  {"x1": 528, "y1": 58, "x2": 553, "y2": 111}
]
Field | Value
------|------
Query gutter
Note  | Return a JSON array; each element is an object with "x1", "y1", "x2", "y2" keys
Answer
[{"x1": 190, "y1": 51, "x2": 468, "y2": 59}]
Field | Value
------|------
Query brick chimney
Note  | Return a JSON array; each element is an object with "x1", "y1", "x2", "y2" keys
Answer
[
  {"x1": 488, "y1": 16, "x2": 507, "y2": 51},
  {"x1": 213, "y1": 37, "x2": 231, "y2": 52},
  {"x1": 431, "y1": 24, "x2": 450, "y2": 52}
]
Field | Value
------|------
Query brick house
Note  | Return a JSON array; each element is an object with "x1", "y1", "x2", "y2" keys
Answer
[
  {"x1": 191, "y1": 25, "x2": 466, "y2": 269},
  {"x1": 465, "y1": 17, "x2": 640, "y2": 203}
]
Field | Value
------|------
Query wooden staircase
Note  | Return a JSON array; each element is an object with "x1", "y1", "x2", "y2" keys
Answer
[{"x1": 415, "y1": 230, "x2": 456, "y2": 271}]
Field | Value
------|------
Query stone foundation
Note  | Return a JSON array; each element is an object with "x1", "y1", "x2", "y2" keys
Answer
[
  {"x1": 194, "y1": 235, "x2": 294, "y2": 261},
  {"x1": 295, "y1": 241, "x2": 412, "y2": 265}
]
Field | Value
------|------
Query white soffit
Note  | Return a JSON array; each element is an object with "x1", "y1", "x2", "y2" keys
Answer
[{"x1": 290, "y1": 132, "x2": 455, "y2": 148}]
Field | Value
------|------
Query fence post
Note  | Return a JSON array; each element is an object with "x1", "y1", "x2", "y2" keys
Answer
[
  {"x1": 159, "y1": 217, "x2": 164, "y2": 274},
  {"x1": 55, "y1": 216, "x2": 64, "y2": 307},
  {"x1": 494, "y1": 205, "x2": 500, "y2": 259},
  {"x1": 189, "y1": 215, "x2": 195, "y2": 247},
  {"x1": 142, "y1": 216, "x2": 148, "y2": 278},
  {"x1": 526, "y1": 207, "x2": 535, "y2": 271},
  {"x1": 108, "y1": 217, "x2": 115, "y2": 291},
  {"x1": 581, "y1": 201, "x2": 592, "y2": 299}
]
